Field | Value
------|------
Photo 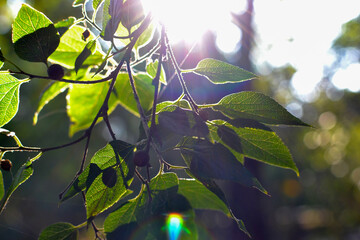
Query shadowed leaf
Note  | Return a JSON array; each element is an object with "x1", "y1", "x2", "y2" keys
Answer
[
  {"x1": 12, "y1": 4, "x2": 59, "y2": 63},
  {"x1": 74, "y1": 40, "x2": 96, "y2": 73},
  {"x1": 178, "y1": 138, "x2": 267, "y2": 194},
  {"x1": 158, "y1": 107, "x2": 209, "y2": 137},
  {"x1": 38, "y1": 222, "x2": 78, "y2": 240}
]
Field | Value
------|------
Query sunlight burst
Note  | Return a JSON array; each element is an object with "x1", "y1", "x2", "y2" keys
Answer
[{"x1": 142, "y1": 0, "x2": 246, "y2": 52}]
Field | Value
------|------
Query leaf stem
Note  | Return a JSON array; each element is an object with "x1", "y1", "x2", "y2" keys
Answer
[{"x1": 165, "y1": 33, "x2": 198, "y2": 113}]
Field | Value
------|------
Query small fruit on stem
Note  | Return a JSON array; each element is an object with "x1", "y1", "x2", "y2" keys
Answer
[
  {"x1": 1, "y1": 159, "x2": 12, "y2": 171},
  {"x1": 133, "y1": 150, "x2": 150, "y2": 167},
  {"x1": 47, "y1": 64, "x2": 64, "y2": 80}
]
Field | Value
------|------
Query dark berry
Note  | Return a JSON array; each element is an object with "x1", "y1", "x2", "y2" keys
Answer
[
  {"x1": 1, "y1": 159, "x2": 12, "y2": 171},
  {"x1": 102, "y1": 167, "x2": 117, "y2": 188},
  {"x1": 133, "y1": 150, "x2": 150, "y2": 167},
  {"x1": 47, "y1": 64, "x2": 64, "y2": 80},
  {"x1": 82, "y1": 29, "x2": 90, "y2": 41}
]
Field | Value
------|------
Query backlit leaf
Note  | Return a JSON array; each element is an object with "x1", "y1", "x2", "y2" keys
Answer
[
  {"x1": 67, "y1": 80, "x2": 117, "y2": 136},
  {"x1": 38, "y1": 222, "x2": 78, "y2": 240},
  {"x1": 12, "y1": 4, "x2": 60, "y2": 63},
  {"x1": 0, "y1": 161, "x2": 33, "y2": 213},
  {"x1": 0, "y1": 72, "x2": 28, "y2": 127},
  {"x1": 191, "y1": 58, "x2": 257, "y2": 84},
  {"x1": 93, "y1": 0, "x2": 103, "y2": 11},
  {"x1": 114, "y1": 73, "x2": 154, "y2": 117},
  {"x1": 213, "y1": 120, "x2": 299, "y2": 175},
  {"x1": 178, "y1": 178, "x2": 229, "y2": 215},
  {"x1": 134, "y1": 23, "x2": 156, "y2": 56},
  {"x1": 213, "y1": 91, "x2": 309, "y2": 126},
  {"x1": 33, "y1": 81, "x2": 69, "y2": 125},
  {"x1": 85, "y1": 141, "x2": 135, "y2": 218},
  {"x1": 61, "y1": 140, "x2": 135, "y2": 202},
  {"x1": 49, "y1": 26, "x2": 104, "y2": 69},
  {"x1": 146, "y1": 59, "x2": 166, "y2": 85}
]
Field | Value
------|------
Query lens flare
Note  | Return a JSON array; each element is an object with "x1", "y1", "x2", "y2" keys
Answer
[{"x1": 165, "y1": 213, "x2": 187, "y2": 240}]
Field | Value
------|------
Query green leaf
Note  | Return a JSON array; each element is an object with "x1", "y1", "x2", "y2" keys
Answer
[
  {"x1": 213, "y1": 91, "x2": 309, "y2": 126},
  {"x1": 0, "y1": 171, "x2": 4, "y2": 200},
  {"x1": 104, "y1": 172, "x2": 179, "y2": 233},
  {"x1": 190, "y1": 58, "x2": 257, "y2": 84},
  {"x1": 61, "y1": 140, "x2": 135, "y2": 203},
  {"x1": 54, "y1": 17, "x2": 76, "y2": 29},
  {"x1": 93, "y1": 0, "x2": 103, "y2": 11},
  {"x1": 156, "y1": 99, "x2": 191, "y2": 114},
  {"x1": 67, "y1": 80, "x2": 117, "y2": 136},
  {"x1": 0, "y1": 49, "x2": 4, "y2": 68},
  {"x1": 74, "y1": 40, "x2": 97, "y2": 73},
  {"x1": 114, "y1": 73, "x2": 154, "y2": 117},
  {"x1": 217, "y1": 125, "x2": 243, "y2": 153},
  {"x1": 134, "y1": 23, "x2": 156, "y2": 56},
  {"x1": 103, "y1": 0, "x2": 123, "y2": 41},
  {"x1": 208, "y1": 123, "x2": 245, "y2": 164},
  {"x1": 184, "y1": 173, "x2": 250, "y2": 236},
  {"x1": 0, "y1": 49, "x2": 5, "y2": 62},
  {"x1": 104, "y1": 200, "x2": 139, "y2": 233},
  {"x1": 178, "y1": 178, "x2": 229, "y2": 215},
  {"x1": 85, "y1": 141, "x2": 135, "y2": 218},
  {"x1": 54, "y1": 17, "x2": 76, "y2": 36},
  {"x1": 12, "y1": 4, "x2": 60, "y2": 63},
  {"x1": 33, "y1": 81, "x2": 69, "y2": 124},
  {"x1": 0, "y1": 72, "x2": 28, "y2": 127},
  {"x1": 146, "y1": 59, "x2": 166, "y2": 85},
  {"x1": 158, "y1": 107, "x2": 209, "y2": 137},
  {"x1": 38, "y1": 222, "x2": 78, "y2": 240},
  {"x1": 177, "y1": 138, "x2": 267, "y2": 194},
  {"x1": 213, "y1": 120, "x2": 299, "y2": 175},
  {"x1": 49, "y1": 26, "x2": 104, "y2": 69},
  {"x1": 72, "y1": 0, "x2": 84, "y2": 7},
  {"x1": 120, "y1": 0, "x2": 145, "y2": 31},
  {"x1": 0, "y1": 161, "x2": 33, "y2": 213}
]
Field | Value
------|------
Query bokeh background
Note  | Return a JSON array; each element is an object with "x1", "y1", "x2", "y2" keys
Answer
[{"x1": 1, "y1": 0, "x2": 360, "y2": 239}]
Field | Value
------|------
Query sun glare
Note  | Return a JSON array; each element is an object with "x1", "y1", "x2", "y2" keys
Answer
[{"x1": 142, "y1": 0, "x2": 246, "y2": 52}]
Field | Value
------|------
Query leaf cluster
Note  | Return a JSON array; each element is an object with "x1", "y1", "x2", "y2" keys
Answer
[{"x1": 0, "y1": 1, "x2": 309, "y2": 239}]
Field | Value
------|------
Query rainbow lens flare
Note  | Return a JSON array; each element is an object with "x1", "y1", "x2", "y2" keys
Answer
[{"x1": 165, "y1": 213, "x2": 186, "y2": 240}]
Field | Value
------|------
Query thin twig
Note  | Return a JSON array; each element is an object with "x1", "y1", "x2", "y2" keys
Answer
[
  {"x1": 159, "y1": 40, "x2": 198, "y2": 98},
  {"x1": 165, "y1": 33, "x2": 198, "y2": 112},
  {"x1": 8, "y1": 70, "x2": 113, "y2": 84}
]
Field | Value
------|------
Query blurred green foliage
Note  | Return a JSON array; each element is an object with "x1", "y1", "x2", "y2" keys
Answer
[{"x1": 253, "y1": 14, "x2": 360, "y2": 239}]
